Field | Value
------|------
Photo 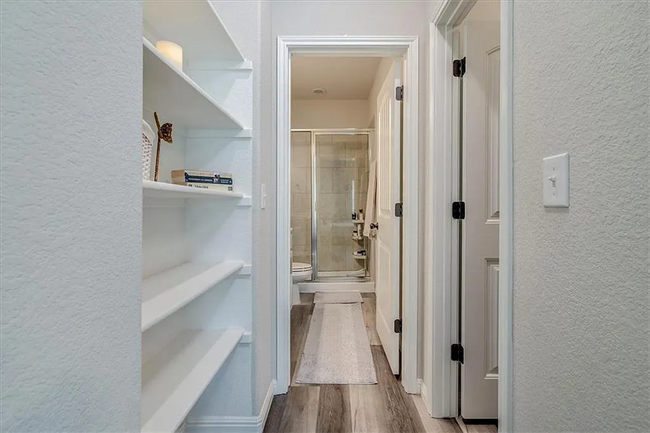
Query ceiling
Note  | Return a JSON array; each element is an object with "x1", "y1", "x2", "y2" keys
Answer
[{"x1": 291, "y1": 57, "x2": 382, "y2": 100}]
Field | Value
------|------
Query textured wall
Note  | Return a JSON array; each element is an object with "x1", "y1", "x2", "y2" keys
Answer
[
  {"x1": 1, "y1": 2, "x2": 142, "y2": 431},
  {"x1": 292, "y1": 100, "x2": 370, "y2": 129},
  {"x1": 513, "y1": 1, "x2": 649, "y2": 431}
]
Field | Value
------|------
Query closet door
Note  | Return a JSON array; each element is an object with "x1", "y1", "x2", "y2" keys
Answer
[{"x1": 461, "y1": 19, "x2": 500, "y2": 420}]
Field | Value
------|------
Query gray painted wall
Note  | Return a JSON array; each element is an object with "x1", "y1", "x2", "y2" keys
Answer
[
  {"x1": 513, "y1": 1, "x2": 649, "y2": 431},
  {"x1": 1, "y1": 2, "x2": 142, "y2": 431}
]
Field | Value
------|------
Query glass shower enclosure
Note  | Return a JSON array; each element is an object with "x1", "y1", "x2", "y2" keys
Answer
[{"x1": 291, "y1": 130, "x2": 370, "y2": 281}]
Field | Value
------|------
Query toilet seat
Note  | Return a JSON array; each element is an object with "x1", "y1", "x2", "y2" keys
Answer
[{"x1": 292, "y1": 262, "x2": 312, "y2": 273}]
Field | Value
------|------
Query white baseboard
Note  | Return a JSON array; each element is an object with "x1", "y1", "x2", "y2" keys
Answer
[
  {"x1": 420, "y1": 380, "x2": 432, "y2": 416},
  {"x1": 187, "y1": 380, "x2": 276, "y2": 433}
]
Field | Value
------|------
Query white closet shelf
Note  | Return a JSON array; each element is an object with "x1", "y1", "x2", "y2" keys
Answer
[
  {"x1": 143, "y1": 38, "x2": 244, "y2": 129},
  {"x1": 142, "y1": 261, "x2": 244, "y2": 332},
  {"x1": 144, "y1": 0, "x2": 245, "y2": 65},
  {"x1": 143, "y1": 180, "x2": 245, "y2": 201},
  {"x1": 141, "y1": 328, "x2": 244, "y2": 433}
]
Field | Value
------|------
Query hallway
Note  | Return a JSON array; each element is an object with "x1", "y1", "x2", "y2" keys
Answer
[{"x1": 263, "y1": 294, "x2": 494, "y2": 433}]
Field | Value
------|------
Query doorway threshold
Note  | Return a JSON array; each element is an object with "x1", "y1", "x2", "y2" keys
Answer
[{"x1": 299, "y1": 281, "x2": 375, "y2": 293}]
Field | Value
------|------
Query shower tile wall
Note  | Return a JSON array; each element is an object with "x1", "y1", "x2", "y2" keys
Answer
[
  {"x1": 291, "y1": 131, "x2": 312, "y2": 265},
  {"x1": 316, "y1": 134, "x2": 369, "y2": 272}
]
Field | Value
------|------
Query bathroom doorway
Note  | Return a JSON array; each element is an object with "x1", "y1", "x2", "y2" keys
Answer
[{"x1": 276, "y1": 36, "x2": 420, "y2": 395}]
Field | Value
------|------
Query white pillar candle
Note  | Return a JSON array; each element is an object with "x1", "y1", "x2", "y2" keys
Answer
[{"x1": 156, "y1": 41, "x2": 183, "y2": 70}]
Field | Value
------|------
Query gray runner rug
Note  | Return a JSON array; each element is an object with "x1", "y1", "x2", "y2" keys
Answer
[
  {"x1": 313, "y1": 291, "x2": 363, "y2": 304},
  {"x1": 295, "y1": 302, "x2": 377, "y2": 384}
]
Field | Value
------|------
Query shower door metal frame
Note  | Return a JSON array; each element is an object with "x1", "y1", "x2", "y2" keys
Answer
[{"x1": 292, "y1": 128, "x2": 372, "y2": 281}]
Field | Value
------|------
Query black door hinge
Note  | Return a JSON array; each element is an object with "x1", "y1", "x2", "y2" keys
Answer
[
  {"x1": 394, "y1": 319, "x2": 402, "y2": 333},
  {"x1": 451, "y1": 343, "x2": 464, "y2": 364},
  {"x1": 395, "y1": 85, "x2": 404, "y2": 101},
  {"x1": 453, "y1": 57, "x2": 466, "y2": 78},
  {"x1": 395, "y1": 202, "x2": 403, "y2": 217},
  {"x1": 452, "y1": 201, "x2": 465, "y2": 219}
]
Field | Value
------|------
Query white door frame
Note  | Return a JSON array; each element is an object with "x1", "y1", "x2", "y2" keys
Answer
[
  {"x1": 424, "y1": 0, "x2": 513, "y2": 430},
  {"x1": 276, "y1": 36, "x2": 420, "y2": 395}
]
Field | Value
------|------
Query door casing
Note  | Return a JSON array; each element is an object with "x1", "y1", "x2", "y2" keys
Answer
[
  {"x1": 276, "y1": 36, "x2": 420, "y2": 396},
  {"x1": 425, "y1": 0, "x2": 514, "y2": 430}
]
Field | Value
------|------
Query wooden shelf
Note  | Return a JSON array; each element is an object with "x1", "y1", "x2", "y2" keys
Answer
[
  {"x1": 141, "y1": 328, "x2": 244, "y2": 432},
  {"x1": 353, "y1": 219, "x2": 365, "y2": 224},
  {"x1": 143, "y1": 180, "x2": 245, "y2": 200},
  {"x1": 143, "y1": 38, "x2": 244, "y2": 129},
  {"x1": 142, "y1": 261, "x2": 244, "y2": 332},
  {"x1": 144, "y1": 0, "x2": 245, "y2": 65}
]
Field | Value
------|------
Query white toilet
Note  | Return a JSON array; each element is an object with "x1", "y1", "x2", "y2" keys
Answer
[{"x1": 291, "y1": 261, "x2": 312, "y2": 305}]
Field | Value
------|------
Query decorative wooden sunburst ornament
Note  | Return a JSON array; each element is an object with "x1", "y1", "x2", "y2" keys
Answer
[{"x1": 153, "y1": 112, "x2": 173, "y2": 181}]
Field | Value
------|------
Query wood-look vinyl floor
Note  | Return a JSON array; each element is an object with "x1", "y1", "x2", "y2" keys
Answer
[{"x1": 265, "y1": 292, "x2": 491, "y2": 433}]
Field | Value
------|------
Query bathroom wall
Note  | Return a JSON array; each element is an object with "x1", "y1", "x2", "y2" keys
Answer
[
  {"x1": 292, "y1": 99, "x2": 370, "y2": 129},
  {"x1": 291, "y1": 131, "x2": 312, "y2": 265},
  {"x1": 315, "y1": 134, "x2": 369, "y2": 273}
]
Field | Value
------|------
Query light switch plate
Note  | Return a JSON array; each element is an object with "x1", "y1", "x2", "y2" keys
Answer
[
  {"x1": 261, "y1": 183, "x2": 267, "y2": 209},
  {"x1": 543, "y1": 153, "x2": 570, "y2": 207}
]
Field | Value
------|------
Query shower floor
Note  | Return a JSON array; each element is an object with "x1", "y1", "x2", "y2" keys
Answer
[{"x1": 317, "y1": 270, "x2": 366, "y2": 279}]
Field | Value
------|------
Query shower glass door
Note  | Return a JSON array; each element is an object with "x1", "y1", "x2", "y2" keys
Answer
[
  {"x1": 313, "y1": 132, "x2": 369, "y2": 280},
  {"x1": 290, "y1": 131, "x2": 312, "y2": 271}
]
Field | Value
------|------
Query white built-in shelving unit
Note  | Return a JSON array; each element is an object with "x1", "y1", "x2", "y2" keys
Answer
[
  {"x1": 141, "y1": 328, "x2": 244, "y2": 432},
  {"x1": 142, "y1": 38, "x2": 244, "y2": 130},
  {"x1": 141, "y1": 1, "x2": 253, "y2": 431},
  {"x1": 142, "y1": 180, "x2": 251, "y2": 205},
  {"x1": 141, "y1": 261, "x2": 245, "y2": 332}
]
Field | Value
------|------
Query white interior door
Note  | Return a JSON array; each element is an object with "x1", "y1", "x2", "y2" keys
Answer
[
  {"x1": 461, "y1": 20, "x2": 500, "y2": 419},
  {"x1": 375, "y1": 60, "x2": 402, "y2": 374}
]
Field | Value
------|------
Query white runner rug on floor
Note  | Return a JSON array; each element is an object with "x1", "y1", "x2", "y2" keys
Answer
[
  {"x1": 313, "y1": 291, "x2": 363, "y2": 304},
  {"x1": 295, "y1": 302, "x2": 377, "y2": 384}
]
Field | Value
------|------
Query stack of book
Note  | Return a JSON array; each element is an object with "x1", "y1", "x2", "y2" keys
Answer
[{"x1": 171, "y1": 170, "x2": 234, "y2": 192}]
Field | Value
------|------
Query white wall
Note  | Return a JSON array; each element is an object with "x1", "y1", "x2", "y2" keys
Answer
[
  {"x1": 292, "y1": 99, "x2": 369, "y2": 129},
  {"x1": 257, "y1": 0, "x2": 277, "y2": 414},
  {"x1": 1, "y1": 2, "x2": 142, "y2": 431},
  {"x1": 208, "y1": 0, "x2": 276, "y2": 416},
  {"x1": 513, "y1": 1, "x2": 649, "y2": 431},
  {"x1": 367, "y1": 58, "x2": 398, "y2": 157}
]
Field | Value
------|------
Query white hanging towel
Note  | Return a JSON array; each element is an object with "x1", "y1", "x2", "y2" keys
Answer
[{"x1": 364, "y1": 160, "x2": 378, "y2": 238}]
